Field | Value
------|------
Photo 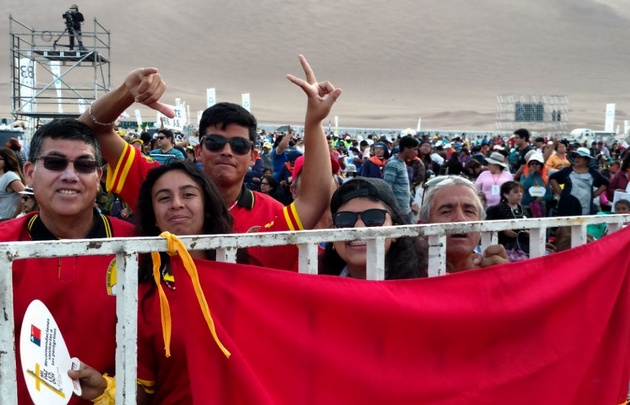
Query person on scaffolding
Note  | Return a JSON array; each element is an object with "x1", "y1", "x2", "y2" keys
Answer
[{"x1": 63, "y1": 4, "x2": 85, "y2": 50}]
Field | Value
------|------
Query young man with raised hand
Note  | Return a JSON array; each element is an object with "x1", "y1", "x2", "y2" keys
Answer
[{"x1": 79, "y1": 55, "x2": 341, "y2": 270}]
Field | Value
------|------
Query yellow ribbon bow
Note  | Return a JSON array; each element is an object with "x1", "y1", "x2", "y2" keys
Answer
[{"x1": 152, "y1": 231, "x2": 231, "y2": 358}]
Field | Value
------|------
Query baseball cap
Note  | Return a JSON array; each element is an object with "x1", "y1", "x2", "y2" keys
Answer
[
  {"x1": 573, "y1": 147, "x2": 593, "y2": 159},
  {"x1": 292, "y1": 155, "x2": 341, "y2": 180},
  {"x1": 527, "y1": 152, "x2": 544, "y2": 164},
  {"x1": 330, "y1": 177, "x2": 401, "y2": 217}
]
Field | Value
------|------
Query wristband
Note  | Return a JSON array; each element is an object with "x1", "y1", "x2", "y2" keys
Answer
[
  {"x1": 89, "y1": 102, "x2": 116, "y2": 126},
  {"x1": 91, "y1": 374, "x2": 116, "y2": 405}
]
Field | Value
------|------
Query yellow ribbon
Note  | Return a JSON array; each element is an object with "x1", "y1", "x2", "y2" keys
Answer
[{"x1": 154, "y1": 232, "x2": 231, "y2": 358}]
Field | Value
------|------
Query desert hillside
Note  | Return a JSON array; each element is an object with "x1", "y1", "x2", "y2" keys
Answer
[{"x1": 3, "y1": 0, "x2": 630, "y2": 131}]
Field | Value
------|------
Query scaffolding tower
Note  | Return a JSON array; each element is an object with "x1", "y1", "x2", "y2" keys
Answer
[
  {"x1": 496, "y1": 94, "x2": 569, "y2": 134},
  {"x1": 9, "y1": 15, "x2": 111, "y2": 126}
]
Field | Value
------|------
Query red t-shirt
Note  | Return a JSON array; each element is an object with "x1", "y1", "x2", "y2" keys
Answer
[
  {"x1": 106, "y1": 142, "x2": 158, "y2": 213},
  {"x1": 0, "y1": 212, "x2": 135, "y2": 405}
]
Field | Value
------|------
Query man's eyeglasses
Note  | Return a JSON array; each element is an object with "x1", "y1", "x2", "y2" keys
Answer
[
  {"x1": 333, "y1": 209, "x2": 388, "y2": 228},
  {"x1": 203, "y1": 134, "x2": 253, "y2": 156},
  {"x1": 21, "y1": 196, "x2": 33, "y2": 202},
  {"x1": 156, "y1": 136, "x2": 166, "y2": 140},
  {"x1": 37, "y1": 156, "x2": 99, "y2": 174}
]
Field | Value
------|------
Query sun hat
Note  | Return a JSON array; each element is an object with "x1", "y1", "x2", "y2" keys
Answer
[
  {"x1": 19, "y1": 186, "x2": 35, "y2": 196},
  {"x1": 486, "y1": 152, "x2": 507, "y2": 168}
]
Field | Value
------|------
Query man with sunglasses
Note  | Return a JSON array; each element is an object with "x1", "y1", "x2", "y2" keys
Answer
[
  {"x1": 149, "y1": 129, "x2": 185, "y2": 164},
  {"x1": 0, "y1": 119, "x2": 136, "y2": 404},
  {"x1": 79, "y1": 56, "x2": 341, "y2": 270}
]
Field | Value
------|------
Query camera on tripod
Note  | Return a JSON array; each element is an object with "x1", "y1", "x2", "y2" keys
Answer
[{"x1": 63, "y1": 9, "x2": 75, "y2": 27}]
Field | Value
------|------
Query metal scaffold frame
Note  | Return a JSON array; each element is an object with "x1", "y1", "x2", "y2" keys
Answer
[
  {"x1": 496, "y1": 94, "x2": 569, "y2": 134},
  {"x1": 9, "y1": 15, "x2": 111, "y2": 125}
]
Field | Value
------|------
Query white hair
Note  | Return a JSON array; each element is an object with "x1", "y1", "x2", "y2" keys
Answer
[{"x1": 419, "y1": 176, "x2": 486, "y2": 223}]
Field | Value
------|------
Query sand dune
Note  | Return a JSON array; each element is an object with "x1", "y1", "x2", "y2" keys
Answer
[{"x1": 2, "y1": 0, "x2": 630, "y2": 132}]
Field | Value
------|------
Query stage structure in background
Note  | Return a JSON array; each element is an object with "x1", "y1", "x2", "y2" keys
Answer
[
  {"x1": 9, "y1": 15, "x2": 111, "y2": 128},
  {"x1": 496, "y1": 94, "x2": 568, "y2": 134}
]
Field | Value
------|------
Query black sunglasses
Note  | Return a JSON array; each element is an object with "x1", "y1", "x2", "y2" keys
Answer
[
  {"x1": 157, "y1": 136, "x2": 166, "y2": 140},
  {"x1": 37, "y1": 156, "x2": 99, "y2": 174},
  {"x1": 333, "y1": 209, "x2": 389, "y2": 228},
  {"x1": 203, "y1": 134, "x2": 252, "y2": 155},
  {"x1": 22, "y1": 196, "x2": 33, "y2": 201}
]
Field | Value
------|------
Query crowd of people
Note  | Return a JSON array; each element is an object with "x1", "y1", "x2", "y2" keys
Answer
[{"x1": 1, "y1": 55, "x2": 629, "y2": 403}]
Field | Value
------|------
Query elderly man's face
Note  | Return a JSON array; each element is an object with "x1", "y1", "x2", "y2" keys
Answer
[{"x1": 428, "y1": 184, "x2": 482, "y2": 261}]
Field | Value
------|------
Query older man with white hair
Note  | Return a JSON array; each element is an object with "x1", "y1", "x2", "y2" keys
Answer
[{"x1": 419, "y1": 176, "x2": 508, "y2": 273}]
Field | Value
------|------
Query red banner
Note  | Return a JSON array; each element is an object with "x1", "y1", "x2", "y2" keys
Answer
[{"x1": 172, "y1": 227, "x2": 630, "y2": 405}]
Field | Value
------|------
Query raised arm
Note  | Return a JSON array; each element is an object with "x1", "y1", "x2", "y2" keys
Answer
[
  {"x1": 286, "y1": 55, "x2": 342, "y2": 229},
  {"x1": 78, "y1": 68, "x2": 174, "y2": 167},
  {"x1": 275, "y1": 127, "x2": 292, "y2": 155}
]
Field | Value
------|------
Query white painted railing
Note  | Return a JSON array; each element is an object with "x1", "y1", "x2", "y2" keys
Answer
[{"x1": 0, "y1": 214, "x2": 628, "y2": 404}]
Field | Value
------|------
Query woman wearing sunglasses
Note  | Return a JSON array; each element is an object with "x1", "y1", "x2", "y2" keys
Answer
[
  {"x1": 319, "y1": 177, "x2": 426, "y2": 280},
  {"x1": 259, "y1": 174, "x2": 284, "y2": 202},
  {"x1": 0, "y1": 146, "x2": 26, "y2": 220}
]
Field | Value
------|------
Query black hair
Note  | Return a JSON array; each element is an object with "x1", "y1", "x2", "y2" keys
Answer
[
  {"x1": 29, "y1": 119, "x2": 102, "y2": 165},
  {"x1": 260, "y1": 174, "x2": 279, "y2": 191},
  {"x1": 398, "y1": 135, "x2": 419, "y2": 152},
  {"x1": 198, "y1": 102, "x2": 258, "y2": 145},
  {"x1": 499, "y1": 181, "x2": 523, "y2": 202},
  {"x1": 513, "y1": 128, "x2": 530, "y2": 142},
  {"x1": 157, "y1": 128, "x2": 174, "y2": 140},
  {"x1": 614, "y1": 199, "x2": 630, "y2": 211}
]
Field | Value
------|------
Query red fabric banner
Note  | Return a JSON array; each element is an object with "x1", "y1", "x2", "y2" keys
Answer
[{"x1": 172, "y1": 226, "x2": 630, "y2": 405}]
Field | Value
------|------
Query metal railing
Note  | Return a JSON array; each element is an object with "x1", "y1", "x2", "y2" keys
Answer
[{"x1": 0, "y1": 214, "x2": 627, "y2": 404}]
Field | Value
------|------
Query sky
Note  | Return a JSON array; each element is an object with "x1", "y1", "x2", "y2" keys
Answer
[{"x1": 3, "y1": 0, "x2": 630, "y2": 132}]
